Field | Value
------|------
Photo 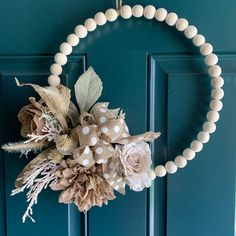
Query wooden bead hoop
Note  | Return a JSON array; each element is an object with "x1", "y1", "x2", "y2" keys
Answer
[{"x1": 48, "y1": 4, "x2": 224, "y2": 178}]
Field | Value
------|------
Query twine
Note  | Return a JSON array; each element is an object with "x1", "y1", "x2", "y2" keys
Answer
[{"x1": 116, "y1": 0, "x2": 122, "y2": 12}]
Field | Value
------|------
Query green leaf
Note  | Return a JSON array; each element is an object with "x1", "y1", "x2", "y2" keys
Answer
[{"x1": 74, "y1": 67, "x2": 103, "y2": 113}]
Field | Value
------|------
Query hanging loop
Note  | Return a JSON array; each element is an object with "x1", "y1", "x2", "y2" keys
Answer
[{"x1": 116, "y1": 0, "x2": 122, "y2": 13}]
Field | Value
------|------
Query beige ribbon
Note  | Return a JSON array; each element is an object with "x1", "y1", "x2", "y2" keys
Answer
[
  {"x1": 102, "y1": 149, "x2": 126, "y2": 194},
  {"x1": 74, "y1": 103, "x2": 129, "y2": 166},
  {"x1": 73, "y1": 103, "x2": 160, "y2": 194}
]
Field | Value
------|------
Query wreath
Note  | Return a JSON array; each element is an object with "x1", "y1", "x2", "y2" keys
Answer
[{"x1": 2, "y1": 3, "x2": 224, "y2": 223}]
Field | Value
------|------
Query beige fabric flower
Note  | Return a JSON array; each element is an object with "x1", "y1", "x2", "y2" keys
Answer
[
  {"x1": 17, "y1": 97, "x2": 46, "y2": 138},
  {"x1": 51, "y1": 159, "x2": 115, "y2": 212},
  {"x1": 119, "y1": 142, "x2": 152, "y2": 191}
]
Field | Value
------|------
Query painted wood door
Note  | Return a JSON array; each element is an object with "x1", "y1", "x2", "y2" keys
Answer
[{"x1": 0, "y1": 0, "x2": 235, "y2": 236}]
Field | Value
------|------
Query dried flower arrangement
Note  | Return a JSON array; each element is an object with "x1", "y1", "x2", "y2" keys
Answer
[{"x1": 2, "y1": 67, "x2": 160, "y2": 223}]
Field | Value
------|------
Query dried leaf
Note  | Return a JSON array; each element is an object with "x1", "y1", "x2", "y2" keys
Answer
[
  {"x1": 1, "y1": 141, "x2": 45, "y2": 153},
  {"x1": 70, "y1": 127, "x2": 80, "y2": 143},
  {"x1": 15, "y1": 148, "x2": 51, "y2": 188},
  {"x1": 110, "y1": 108, "x2": 120, "y2": 118},
  {"x1": 15, "y1": 78, "x2": 70, "y2": 132},
  {"x1": 74, "y1": 67, "x2": 103, "y2": 113},
  {"x1": 68, "y1": 102, "x2": 80, "y2": 127}
]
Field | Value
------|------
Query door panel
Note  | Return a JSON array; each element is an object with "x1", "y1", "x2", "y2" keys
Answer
[
  {"x1": 0, "y1": 56, "x2": 86, "y2": 236},
  {"x1": 0, "y1": 0, "x2": 236, "y2": 236},
  {"x1": 88, "y1": 52, "x2": 147, "y2": 236},
  {"x1": 150, "y1": 55, "x2": 236, "y2": 236}
]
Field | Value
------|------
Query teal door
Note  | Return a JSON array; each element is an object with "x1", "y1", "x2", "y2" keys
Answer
[{"x1": 0, "y1": 0, "x2": 235, "y2": 236}]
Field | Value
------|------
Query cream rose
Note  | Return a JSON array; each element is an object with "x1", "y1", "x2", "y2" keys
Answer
[{"x1": 119, "y1": 141, "x2": 153, "y2": 191}]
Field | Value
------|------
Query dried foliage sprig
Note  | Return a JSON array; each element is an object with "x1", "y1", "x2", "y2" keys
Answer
[
  {"x1": 12, "y1": 157, "x2": 59, "y2": 222},
  {"x1": 2, "y1": 141, "x2": 45, "y2": 154},
  {"x1": 25, "y1": 111, "x2": 63, "y2": 143}
]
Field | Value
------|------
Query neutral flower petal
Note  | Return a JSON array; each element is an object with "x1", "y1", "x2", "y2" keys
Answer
[
  {"x1": 119, "y1": 142, "x2": 153, "y2": 191},
  {"x1": 51, "y1": 159, "x2": 115, "y2": 212}
]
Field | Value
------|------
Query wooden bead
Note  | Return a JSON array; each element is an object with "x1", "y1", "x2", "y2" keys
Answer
[
  {"x1": 205, "y1": 54, "x2": 218, "y2": 66},
  {"x1": 190, "y1": 140, "x2": 203, "y2": 152},
  {"x1": 211, "y1": 88, "x2": 224, "y2": 99},
  {"x1": 165, "y1": 161, "x2": 178, "y2": 174},
  {"x1": 200, "y1": 43, "x2": 213, "y2": 56},
  {"x1": 46, "y1": 8, "x2": 224, "y2": 168},
  {"x1": 120, "y1": 5, "x2": 132, "y2": 19},
  {"x1": 67, "y1": 34, "x2": 79, "y2": 46},
  {"x1": 50, "y1": 63, "x2": 62, "y2": 76},
  {"x1": 105, "y1": 8, "x2": 118, "y2": 22},
  {"x1": 75, "y1": 25, "x2": 87, "y2": 38},
  {"x1": 94, "y1": 12, "x2": 107, "y2": 26},
  {"x1": 155, "y1": 8, "x2": 168, "y2": 21},
  {"x1": 176, "y1": 18, "x2": 189, "y2": 31},
  {"x1": 210, "y1": 99, "x2": 223, "y2": 111},
  {"x1": 165, "y1": 12, "x2": 178, "y2": 26},
  {"x1": 84, "y1": 18, "x2": 97, "y2": 32},
  {"x1": 208, "y1": 65, "x2": 222, "y2": 77},
  {"x1": 132, "y1": 5, "x2": 143, "y2": 18},
  {"x1": 144, "y1": 5, "x2": 156, "y2": 19},
  {"x1": 48, "y1": 75, "x2": 61, "y2": 86},
  {"x1": 175, "y1": 156, "x2": 187, "y2": 168},
  {"x1": 60, "y1": 42, "x2": 72, "y2": 55},
  {"x1": 192, "y1": 34, "x2": 205, "y2": 47},
  {"x1": 207, "y1": 111, "x2": 220, "y2": 122},
  {"x1": 183, "y1": 148, "x2": 195, "y2": 160},
  {"x1": 148, "y1": 169, "x2": 156, "y2": 180},
  {"x1": 203, "y1": 121, "x2": 216, "y2": 133},
  {"x1": 54, "y1": 53, "x2": 67, "y2": 65},
  {"x1": 197, "y1": 131, "x2": 210, "y2": 143},
  {"x1": 155, "y1": 165, "x2": 167, "y2": 177},
  {"x1": 184, "y1": 25, "x2": 198, "y2": 39},
  {"x1": 211, "y1": 77, "x2": 224, "y2": 88}
]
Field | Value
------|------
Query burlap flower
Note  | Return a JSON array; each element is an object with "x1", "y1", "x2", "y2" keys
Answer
[
  {"x1": 17, "y1": 97, "x2": 46, "y2": 138},
  {"x1": 119, "y1": 142, "x2": 152, "y2": 191},
  {"x1": 51, "y1": 159, "x2": 115, "y2": 211}
]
